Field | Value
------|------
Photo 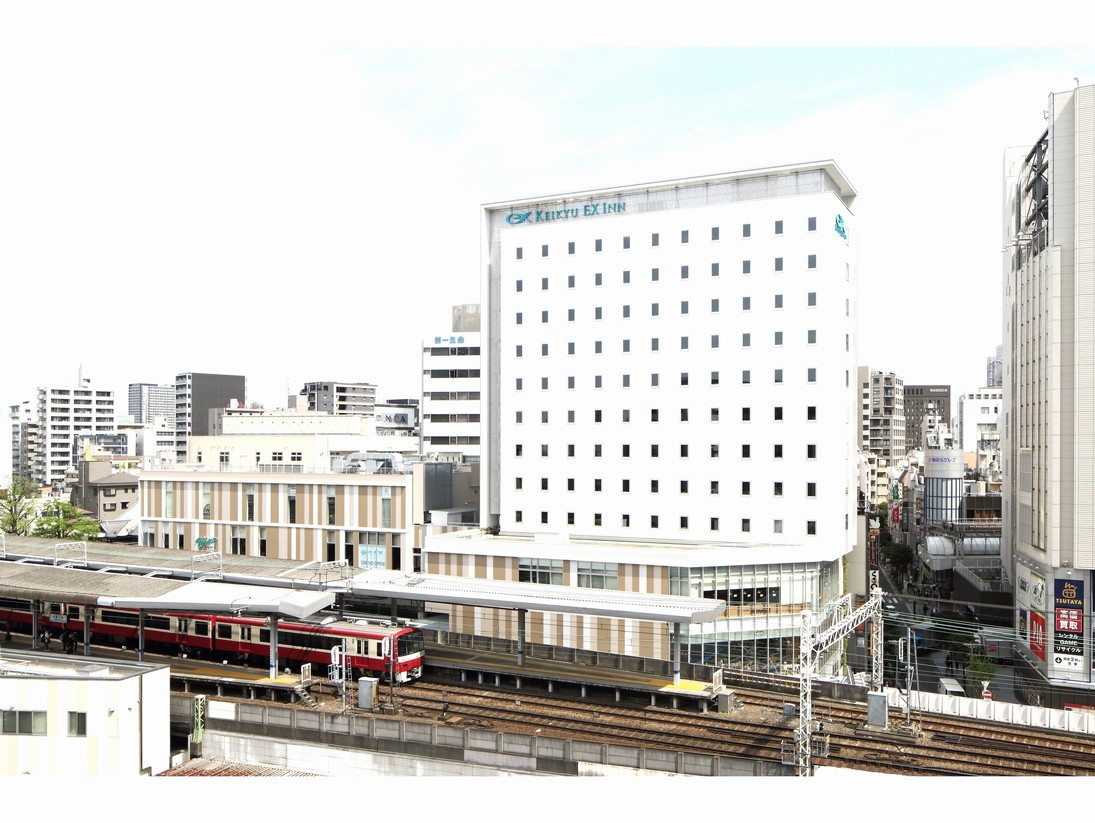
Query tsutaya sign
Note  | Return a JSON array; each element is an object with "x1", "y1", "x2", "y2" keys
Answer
[{"x1": 506, "y1": 201, "x2": 627, "y2": 225}]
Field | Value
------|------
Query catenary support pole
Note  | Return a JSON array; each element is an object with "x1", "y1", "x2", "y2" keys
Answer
[
  {"x1": 517, "y1": 608, "x2": 526, "y2": 666},
  {"x1": 269, "y1": 615, "x2": 279, "y2": 680},
  {"x1": 672, "y1": 622, "x2": 681, "y2": 686}
]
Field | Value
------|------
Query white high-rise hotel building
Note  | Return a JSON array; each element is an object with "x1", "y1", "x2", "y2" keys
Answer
[
  {"x1": 1004, "y1": 83, "x2": 1095, "y2": 691},
  {"x1": 428, "y1": 162, "x2": 859, "y2": 669}
]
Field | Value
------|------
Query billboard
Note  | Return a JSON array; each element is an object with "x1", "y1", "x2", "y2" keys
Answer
[{"x1": 1053, "y1": 578, "x2": 1085, "y2": 670}]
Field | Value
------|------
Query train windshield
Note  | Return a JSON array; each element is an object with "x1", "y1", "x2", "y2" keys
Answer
[{"x1": 396, "y1": 629, "x2": 425, "y2": 658}]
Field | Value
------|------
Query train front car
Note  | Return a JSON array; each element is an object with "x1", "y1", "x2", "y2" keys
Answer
[{"x1": 391, "y1": 626, "x2": 425, "y2": 682}]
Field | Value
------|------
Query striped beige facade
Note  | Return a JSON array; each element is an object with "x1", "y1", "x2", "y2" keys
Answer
[{"x1": 139, "y1": 469, "x2": 419, "y2": 570}]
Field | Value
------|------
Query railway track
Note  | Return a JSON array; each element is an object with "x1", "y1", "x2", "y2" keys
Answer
[{"x1": 375, "y1": 679, "x2": 1095, "y2": 776}]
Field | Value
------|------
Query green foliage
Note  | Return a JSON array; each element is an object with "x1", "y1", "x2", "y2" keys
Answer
[
  {"x1": 967, "y1": 650, "x2": 997, "y2": 689},
  {"x1": 0, "y1": 475, "x2": 39, "y2": 535},
  {"x1": 30, "y1": 500, "x2": 101, "y2": 540}
]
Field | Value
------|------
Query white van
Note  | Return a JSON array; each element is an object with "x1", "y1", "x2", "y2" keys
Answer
[{"x1": 938, "y1": 677, "x2": 965, "y2": 697}]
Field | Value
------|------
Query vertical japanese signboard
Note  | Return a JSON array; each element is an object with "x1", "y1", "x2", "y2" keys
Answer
[{"x1": 1053, "y1": 578, "x2": 1085, "y2": 670}]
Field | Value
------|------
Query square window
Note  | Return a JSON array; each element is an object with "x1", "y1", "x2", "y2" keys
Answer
[
  {"x1": 651, "y1": 515, "x2": 659, "y2": 528},
  {"x1": 568, "y1": 444, "x2": 575, "y2": 457},
  {"x1": 651, "y1": 408, "x2": 659, "y2": 422},
  {"x1": 774, "y1": 406, "x2": 783, "y2": 420},
  {"x1": 711, "y1": 444, "x2": 720, "y2": 458},
  {"x1": 542, "y1": 277, "x2": 549, "y2": 290},
  {"x1": 568, "y1": 274, "x2": 576, "y2": 288},
  {"x1": 808, "y1": 216, "x2": 817, "y2": 231},
  {"x1": 711, "y1": 262, "x2": 720, "y2": 277},
  {"x1": 775, "y1": 220, "x2": 783, "y2": 234},
  {"x1": 711, "y1": 517, "x2": 720, "y2": 531},
  {"x1": 808, "y1": 292, "x2": 817, "y2": 306},
  {"x1": 807, "y1": 406, "x2": 817, "y2": 420},
  {"x1": 741, "y1": 444, "x2": 750, "y2": 458},
  {"x1": 742, "y1": 518, "x2": 751, "y2": 533},
  {"x1": 568, "y1": 341, "x2": 575, "y2": 355},
  {"x1": 775, "y1": 330, "x2": 783, "y2": 345},
  {"x1": 680, "y1": 372, "x2": 688, "y2": 385},
  {"x1": 807, "y1": 482, "x2": 816, "y2": 497},
  {"x1": 623, "y1": 375, "x2": 631, "y2": 388},
  {"x1": 516, "y1": 280, "x2": 523, "y2": 292},
  {"x1": 516, "y1": 377, "x2": 523, "y2": 390},
  {"x1": 516, "y1": 344, "x2": 523, "y2": 357},
  {"x1": 595, "y1": 340, "x2": 602, "y2": 354},
  {"x1": 711, "y1": 371, "x2": 719, "y2": 385},
  {"x1": 596, "y1": 444, "x2": 603, "y2": 456},
  {"x1": 681, "y1": 229, "x2": 689, "y2": 243},
  {"x1": 680, "y1": 516, "x2": 689, "y2": 529},
  {"x1": 681, "y1": 265, "x2": 689, "y2": 279},
  {"x1": 567, "y1": 512, "x2": 575, "y2": 524},
  {"x1": 742, "y1": 296, "x2": 751, "y2": 311},
  {"x1": 774, "y1": 444, "x2": 783, "y2": 458},
  {"x1": 742, "y1": 370, "x2": 750, "y2": 384},
  {"x1": 774, "y1": 369, "x2": 783, "y2": 383},
  {"x1": 541, "y1": 310, "x2": 548, "y2": 323},
  {"x1": 681, "y1": 480, "x2": 689, "y2": 493},
  {"x1": 515, "y1": 510, "x2": 522, "y2": 522},
  {"x1": 681, "y1": 408, "x2": 690, "y2": 421},
  {"x1": 774, "y1": 520, "x2": 783, "y2": 534},
  {"x1": 711, "y1": 226, "x2": 720, "y2": 240},
  {"x1": 594, "y1": 409, "x2": 602, "y2": 423},
  {"x1": 623, "y1": 269, "x2": 631, "y2": 283},
  {"x1": 681, "y1": 444, "x2": 689, "y2": 457},
  {"x1": 541, "y1": 244, "x2": 548, "y2": 257},
  {"x1": 742, "y1": 481, "x2": 751, "y2": 495},
  {"x1": 711, "y1": 480, "x2": 719, "y2": 494},
  {"x1": 542, "y1": 343, "x2": 549, "y2": 356},
  {"x1": 622, "y1": 444, "x2": 630, "y2": 457},
  {"x1": 651, "y1": 302, "x2": 659, "y2": 316},
  {"x1": 568, "y1": 376, "x2": 575, "y2": 389},
  {"x1": 516, "y1": 247, "x2": 523, "y2": 260},
  {"x1": 742, "y1": 223, "x2": 751, "y2": 238},
  {"x1": 808, "y1": 368, "x2": 817, "y2": 383},
  {"x1": 710, "y1": 407, "x2": 719, "y2": 421},
  {"x1": 516, "y1": 410, "x2": 523, "y2": 423},
  {"x1": 775, "y1": 294, "x2": 783, "y2": 309},
  {"x1": 774, "y1": 257, "x2": 783, "y2": 272},
  {"x1": 651, "y1": 479, "x2": 659, "y2": 493},
  {"x1": 651, "y1": 338, "x2": 659, "y2": 351},
  {"x1": 681, "y1": 300, "x2": 689, "y2": 314},
  {"x1": 594, "y1": 478, "x2": 602, "y2": 492},
  {"x1": 743, "y1": 259, "x2": 751, "y2": 274},
  {"x1": 651, "y1": 232, "x2": 659, "y2": 246},
  {"x1": 623, "y1": 305, "x2": 631, "y2": 318},
  {"x1": 774, "y1": 482, "x2": 783, "y2": 496},
  {"x1": 595, "y1": 238, "x2": 602, "y2": 252},
  {"x1": 541, "y1": 477, "x2": 549, "y2": 490},
  {"x1": 741, "y1": 407, "x2": 750, "y2": 421},
  {"x1": 808, "y1": 329, "x2": 817, "y2": 344},
  {"x1": 595, "y1": 272, "x2": 603, "y2": 286},
  {"x1": 568, "y1": 241, "x2": 575, "y2": 254},
  {"x1": 622, "y1": 479, "x2": 630, "y2": 492},
  {"x1": 541, "y1": 410, "x2": 549, "y2": 423},
  {"x1": 651, "y1": 444, "x2": 659, "y2": 458},
  {"x1": 651, "y1": 373, "x2": 659, "y2": 386},
  {"x1": 808, "y1": 444, "x2": 817, "y2": 458},
  {"x1": 594, "y1": 513, "x2": 602, "y2": 526},
  {"x1": 807, "y1": 520, "x2": 817, "y2": 535},
  {"x1": 516, "y1": 312, "x2": 523, "y2": 325},
  {"x1": 711, "y1": 334, "x2": 720, "y2": 348},
  {"x1": 595, "y1": 375, "x2": 603, "y2": 388},
  {"x1": 541, "y1": 377, "x2": 549, "y2": 390},
  {"x1": 623, "y1": 236, "x2": 631, "y2": 249},
  {"x1": 623, "y1": 339, "x2": 631, "y2": 353},
  {"x1": 622, "y1": 514, "x2": 631, "y2": 527},
  {"x1": 595, "y1": 307, "x2": 603, "y2": 320},
  {"x1": 808, "y1": 254, "x2": 817, "y2": 269},
  {"x1": 711, "y1": 298, "x2": 720, "y2": 313},
  {"x1": 651, "y1": 267, "x2": 660, "y2": 281}
]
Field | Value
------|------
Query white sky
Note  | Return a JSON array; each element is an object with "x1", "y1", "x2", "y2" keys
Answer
[{"x1": 2, "y1": 1, "x2": 1094, "y2": 483}]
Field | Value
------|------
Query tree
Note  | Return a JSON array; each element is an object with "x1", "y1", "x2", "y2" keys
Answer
[
  {"x1": 0, "y1": 475, "x2": 39, "y2": 535},
  {"x1": 31, "y1": 500, "x2": 100, "y2": 540},
  {"x1": 883, "y1": 543, "x2": 916, "y2": 587}
]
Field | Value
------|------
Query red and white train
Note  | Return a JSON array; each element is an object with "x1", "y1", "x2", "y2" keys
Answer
[{"x1": 0, "y1": 597, "x2": 426, "y2": 683}]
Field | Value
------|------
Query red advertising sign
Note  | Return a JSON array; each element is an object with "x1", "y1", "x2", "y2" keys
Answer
[
  {"x1": 892, "y1": 504, "x2": 899, "y2": 524},
  {"x1": 1030, "y1": 611, "x2": 1047, "y2": 661}
]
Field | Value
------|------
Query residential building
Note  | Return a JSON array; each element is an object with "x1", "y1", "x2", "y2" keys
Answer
[
  {"x1": 858, "y1": 367, "x2": 906, "y2": 507},
  {"x1": 420, "y1": 305, "x2": 482, "y2": 460},
  {"x1": 904, "y1": 384, "x2": 951, "y2": 450},
  {"x1": 10, "y1": 371, "x2": 116, "y2": 491},
  {"x1": 301, "y1": 380, "x2": 377, "y2": 416},
  {"x1": 174, "y1": 372, "x2": 246, "y2": 462},
  {"x1": 69, "y1": 454, "x2": 140, "y2": 539},
  {"x1": 426, "y1": 161, "x2": 860, "y2": 670},
  {"x1": 8, "y1": 400, "x2": 38, "y2": 482},
  {"x1": 128, "y1": 382, "x2": 175, "y2": 427},
  {"x1": 1003, "y1": 82, "x2": 1095, "y2": 699}
]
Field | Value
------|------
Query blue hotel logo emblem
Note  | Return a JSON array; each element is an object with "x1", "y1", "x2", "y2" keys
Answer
[
  {"x1": 834, "y1": 214, "x2": 847, "y2": 239},
  {"x1": 506, "y1": 212, "x2": 532, "y2": 225}
]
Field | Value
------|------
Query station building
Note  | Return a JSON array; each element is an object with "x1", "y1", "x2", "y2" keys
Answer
[{"x1": 425, "y1": 161, "x2": 861, "y2": 671}]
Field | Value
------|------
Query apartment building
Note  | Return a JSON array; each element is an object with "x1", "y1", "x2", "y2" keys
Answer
[
  {"x1": 174, "y1": 372, "x2": 246, "y2": 462},
  {"x1": 858, "y1": 367, "x2": 906, "y2": 507},
  {"x1": 420, "y1": 304, "x2": 482, "y2": 460}
]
